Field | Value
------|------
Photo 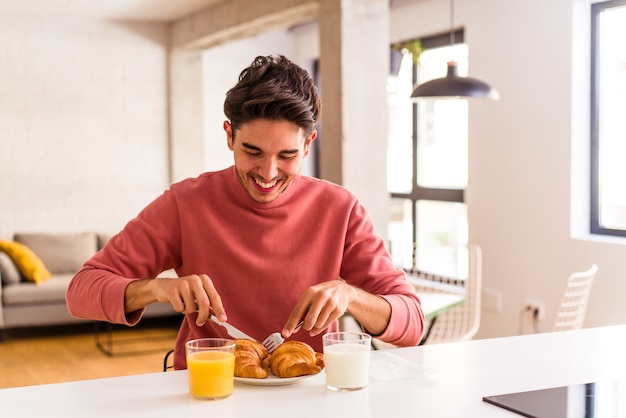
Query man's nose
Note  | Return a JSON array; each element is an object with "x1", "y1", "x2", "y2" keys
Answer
[{"x1": 258, "y1": 157, "x2": 278, "y2": 180}]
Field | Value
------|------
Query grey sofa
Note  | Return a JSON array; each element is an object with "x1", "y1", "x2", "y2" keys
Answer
[{"x1": 0, "y1": 232, "x2": 178, "y2": 341}]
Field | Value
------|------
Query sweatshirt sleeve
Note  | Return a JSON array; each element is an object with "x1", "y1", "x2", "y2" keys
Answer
[
  {"x1": 340, "y1": 200, "x2": 425, "y2": 346},
  {"x1": 377, "y1": 293, "x2": 425, "y2": 346},
  {"x1": 66, "y1": 188, "x2": 183, "y2": 325}
]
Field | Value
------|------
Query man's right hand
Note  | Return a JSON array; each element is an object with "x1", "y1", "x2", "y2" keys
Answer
[{"x1": 124, "y1": 274, "x2": 226, "y2": 327}]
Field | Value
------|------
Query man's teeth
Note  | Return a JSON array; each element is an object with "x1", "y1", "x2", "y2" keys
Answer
[{"x1": 254, "y1": 178, "x2": 277, "y2": 189}]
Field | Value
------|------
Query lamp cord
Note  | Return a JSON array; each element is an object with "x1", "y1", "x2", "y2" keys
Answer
[{"x1": 449, "y1": 0, "x2": 455, "y2": 45}]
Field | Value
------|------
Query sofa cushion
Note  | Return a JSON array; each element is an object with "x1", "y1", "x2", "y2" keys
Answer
[
  {"x1": 2, "y1": 273, "x2": 74, "y2": 305},
  {"x1": 97, "y1": 233, "x2": 113, "y2": 250},
  {"x1": 0, "y1": 250, "x2": 22, "y2": 285},
  {"x1": 0, "y1": 240, "x2": 52, "y2": 285},
  {"x1": 14, "y1": 233, "x2": 98, "y2": 274}
]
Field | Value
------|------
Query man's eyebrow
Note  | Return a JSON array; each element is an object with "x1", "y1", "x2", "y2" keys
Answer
[
  {"x1": 242, "y1": 142, "x2": 261, "y2": 151},
  {"x1": 241, "y1": 142, "x2": 300, "y2": 154}
]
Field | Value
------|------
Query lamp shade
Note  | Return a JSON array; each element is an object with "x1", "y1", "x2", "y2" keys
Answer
[{"x1": 411, "y1": 61, "x2": 499, "y2": 100}]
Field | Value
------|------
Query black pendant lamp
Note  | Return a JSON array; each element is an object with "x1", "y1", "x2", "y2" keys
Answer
[{"x1": 410, "y1": 0, "x2": 499, "y2": 100}]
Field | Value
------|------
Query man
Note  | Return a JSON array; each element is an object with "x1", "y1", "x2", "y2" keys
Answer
[{"x1": 67, "y1": 55, "x2": 424, "y2": 370}]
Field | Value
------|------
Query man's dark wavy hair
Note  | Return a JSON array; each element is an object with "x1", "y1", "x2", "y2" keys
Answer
[{"x1": 224, "y1": 55, "x2": 321, "y2": 139}]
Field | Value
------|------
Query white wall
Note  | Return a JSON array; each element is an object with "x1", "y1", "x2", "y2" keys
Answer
[
  {"x1": 0, "y1": 18, "x2": 170, "y2": 238},
  {"x1": 391, "y1": 0, "x2": 626, "y2": 339}
]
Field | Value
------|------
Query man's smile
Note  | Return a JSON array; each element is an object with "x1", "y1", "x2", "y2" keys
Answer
[{"x1": 253, "y1": 177, "x2": 279, "y2": 190}]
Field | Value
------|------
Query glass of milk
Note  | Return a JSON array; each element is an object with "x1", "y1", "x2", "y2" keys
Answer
[{"x1": 322, "y1": 332, "x2": 372, "y2": 391}]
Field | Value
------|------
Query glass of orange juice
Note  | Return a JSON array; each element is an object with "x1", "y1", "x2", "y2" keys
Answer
[{"x1": 185, "y1": 338, "x2": 236, "y2": 400}]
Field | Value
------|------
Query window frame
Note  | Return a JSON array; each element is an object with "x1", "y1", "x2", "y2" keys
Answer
[{"x1": 590, "y1": 0, "x2": 626, "y2": 238}]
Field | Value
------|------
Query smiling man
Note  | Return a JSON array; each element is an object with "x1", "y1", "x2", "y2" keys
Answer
[{"x1": 66, "y1": 55, "x2": 425, "y2": 370}]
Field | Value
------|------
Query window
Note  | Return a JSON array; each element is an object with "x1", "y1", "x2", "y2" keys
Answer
[
  {"x1": 387, "y1": 32, "x2": 468, "y2": 277},
  {"x1": 590, "y1": 0, "x2": 626, "y2": 237}
]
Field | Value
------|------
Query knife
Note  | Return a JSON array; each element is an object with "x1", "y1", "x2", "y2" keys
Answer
[{"x1": 209, "y1": 315, "x2": 256, "y2": 341}]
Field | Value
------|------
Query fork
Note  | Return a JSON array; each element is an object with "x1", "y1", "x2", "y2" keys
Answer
[{"x1": 261, "y1": 320, "x2": 304, "y2": 353}]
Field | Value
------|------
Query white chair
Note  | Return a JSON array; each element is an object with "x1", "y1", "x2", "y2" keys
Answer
[
  {"x1": 553, "y1": 264, "x2": 597, "y2": 332},
  {"x1": 410, "y1": 245, "x2": 482, "y2": 344}
]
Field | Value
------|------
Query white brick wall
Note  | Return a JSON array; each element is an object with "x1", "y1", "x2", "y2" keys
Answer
[{"x1": 0, "y1": 18, "x2": 170, "y2": 239}]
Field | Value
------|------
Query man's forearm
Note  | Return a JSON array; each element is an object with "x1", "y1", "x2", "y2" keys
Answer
[
  {"x1": 346, "y1": 286, "x2": 391, "y2": 336},
  {"x1": 124, "y1": 279, "x2": 158, "y2": 313}
]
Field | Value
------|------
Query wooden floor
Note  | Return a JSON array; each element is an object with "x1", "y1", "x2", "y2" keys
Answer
[{"x1": 0, "y1": 317, "x2": 181, "y2": 389}]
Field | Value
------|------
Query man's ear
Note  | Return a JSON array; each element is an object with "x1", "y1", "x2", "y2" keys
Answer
[
  {"x1": 303, "y1": 130, "x2": 317, "y2": 157},
  {"x1": 224, "y1": 121, "x2": 234, "y2": 150}
]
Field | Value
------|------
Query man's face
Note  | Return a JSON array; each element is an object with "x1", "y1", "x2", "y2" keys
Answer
[{"x1": 225, "y1": 119, "x2": 316, "y2": 204}]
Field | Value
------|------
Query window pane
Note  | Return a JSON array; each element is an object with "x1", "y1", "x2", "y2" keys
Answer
[
  {"x1": 416, "y1": 45, "x2": 468, "y2": 189},
  {"x1": 597, "y1": 4, "x2": 626, "y2": 230},
  {"x1": 388, "y1": 198, "x2": 413, "y2": 270},
  {"x1": 387, "y1": 52, "x2": 414, "y2": 194},
  {"x1": 415, "y1": 200, "x2": 468, "y2": 277}
]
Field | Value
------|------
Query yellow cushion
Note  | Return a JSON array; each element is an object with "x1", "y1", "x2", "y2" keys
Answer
[{"x1": 0, "y1": 240, "x2": 52, "y2": 285}]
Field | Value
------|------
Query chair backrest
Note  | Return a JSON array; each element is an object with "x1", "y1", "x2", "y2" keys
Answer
[
  {"x1": 553, "y1": 264, "x2": 597, "y2": 332},
  {"x1": 409, "y1": 245, "x2": 482, "y2": 344}
]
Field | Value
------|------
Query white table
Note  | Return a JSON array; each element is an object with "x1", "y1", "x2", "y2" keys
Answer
[
  {"x1": 420, "y1": 291, "x2": 465, "y2": 319},
  {"x1": 2, "y1": 325, "x2": 626, "y2": 417}
]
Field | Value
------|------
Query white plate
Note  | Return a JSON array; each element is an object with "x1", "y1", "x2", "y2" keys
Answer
[{"x1": 234, "y1": 373, "x2": 317, "y2": 386}]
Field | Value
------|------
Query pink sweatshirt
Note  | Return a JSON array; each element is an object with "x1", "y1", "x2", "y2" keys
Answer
[{"x1": 67, "y1": 166, "x2": 424, "y2": 369}]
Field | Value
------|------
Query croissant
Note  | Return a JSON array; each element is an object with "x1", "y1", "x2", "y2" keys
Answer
[
  {"x1": 269, "y1": 341, "x2": 325, "y2": 378},
  {"x1": 234, "y1": 338, "x2": 270, "y2": 379}
]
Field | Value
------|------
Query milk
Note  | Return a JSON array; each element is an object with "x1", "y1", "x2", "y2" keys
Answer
[{"x1": 323, "y1": 343, "x2": 370, "y2": 390}]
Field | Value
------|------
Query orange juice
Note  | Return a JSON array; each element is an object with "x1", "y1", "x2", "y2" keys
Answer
[{"x1": 187, "y1": 351, "x2": 235, "y2": 399}]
